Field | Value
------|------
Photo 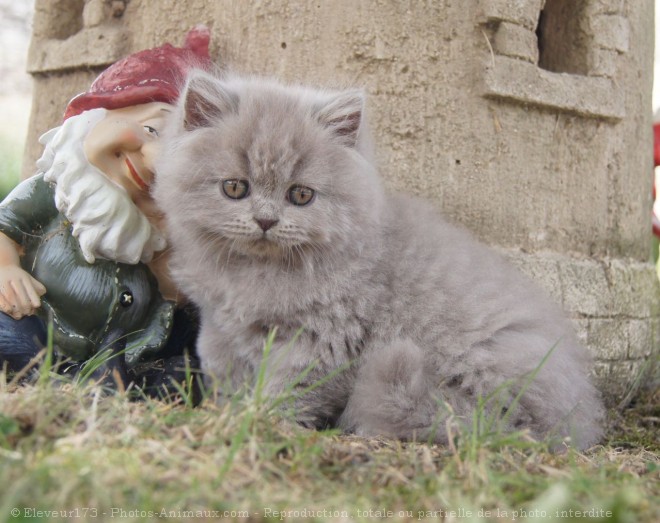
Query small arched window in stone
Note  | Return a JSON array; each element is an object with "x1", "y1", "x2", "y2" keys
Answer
[
  {"x1": 536, "y1": 0, "x2": 591, "y2": 76},
  {"x1": 479, "y1": 0, "x2": 627, "y2": 121}
]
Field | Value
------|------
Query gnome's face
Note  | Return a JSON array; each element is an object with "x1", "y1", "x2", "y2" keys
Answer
[{"x1": 83, "y1": 102, "x2": 172, "y2": 200}]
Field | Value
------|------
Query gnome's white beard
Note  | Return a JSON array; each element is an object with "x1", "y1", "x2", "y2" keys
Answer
[{"x1": 37, "y1": 109, "x2": 166, "y2": 265}]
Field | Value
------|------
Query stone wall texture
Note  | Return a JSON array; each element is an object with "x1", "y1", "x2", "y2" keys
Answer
[{"x1": 25, "y1": 0, "x2": 659, "y2": 405}]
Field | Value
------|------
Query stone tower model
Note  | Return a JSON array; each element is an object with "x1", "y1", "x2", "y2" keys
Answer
[{"x1": 25, "y1": 0, "x2": 658, "y2": 404}]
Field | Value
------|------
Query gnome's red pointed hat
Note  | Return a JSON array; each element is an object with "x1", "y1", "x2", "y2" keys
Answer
[{"x1": 63, "y1": 25, "x2": 211, "y2": 120}]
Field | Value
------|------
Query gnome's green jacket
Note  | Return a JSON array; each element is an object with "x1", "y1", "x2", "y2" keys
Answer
[{"x1": 0, "y1": 174, "x2": 175, "y2": 366}]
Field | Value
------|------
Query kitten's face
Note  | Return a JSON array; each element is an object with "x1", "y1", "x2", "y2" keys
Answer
[
  {"x1": 157, "y1": 73, "x2": 382, "y2": 266},
  {"x1": 193, "y1": 117, "x2": 345, "y2": 261}
]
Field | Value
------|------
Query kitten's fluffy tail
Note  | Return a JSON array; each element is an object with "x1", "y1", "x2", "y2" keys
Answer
[
  {"x1": 339, "y1": 339, "x2": 454, "y2": 443},
  {"x1": 339, "y1": 339, "x2": 604, "y2": 450}
]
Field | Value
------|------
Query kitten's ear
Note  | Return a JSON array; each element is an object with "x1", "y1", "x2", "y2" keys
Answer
[
  {"x1": 315, "y1": 90, "x2": 364, "y2": 147},
  {"x1": 181, "y1": 71, "x2": 239, "y2": 131}
]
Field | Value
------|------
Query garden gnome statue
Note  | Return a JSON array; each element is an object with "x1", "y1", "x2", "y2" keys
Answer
[{"x1": 0, "y1": 26, "x2": 211, "y2": 399}]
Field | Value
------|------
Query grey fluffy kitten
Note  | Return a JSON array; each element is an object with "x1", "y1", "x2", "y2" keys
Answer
[{"x1": 154, "y1": 70, "x2": 604, "y2": 449}]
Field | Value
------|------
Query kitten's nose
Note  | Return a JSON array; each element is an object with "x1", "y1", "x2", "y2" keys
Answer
[{"x1": 255, "y1": 218, "x2": 278, "y2": 232}]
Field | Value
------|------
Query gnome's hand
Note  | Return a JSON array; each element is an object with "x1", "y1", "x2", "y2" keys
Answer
[
  {"x1": 0, "y1": 232, "x2": 47, "y2": 319},
  {"x1": 0, "y1": 265, "x2": 47, "y2": 320}
]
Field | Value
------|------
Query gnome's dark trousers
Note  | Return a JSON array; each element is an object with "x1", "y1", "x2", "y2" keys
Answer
[
  {"x1": 0, "y1": 312, "x2": 47, "y2": 373},
  {"x1": 0, "y1": 307, "x2": 202, "y2": 404}
]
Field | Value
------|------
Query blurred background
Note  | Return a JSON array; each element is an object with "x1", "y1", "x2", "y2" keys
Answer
[
  {"x1": 1, "y1": 2, "x2": 660, "y2": 199},
  {"x1": 655, "y1": 2, "x2": 660, "y2": 112},
  {"x1": 0, "y1": 0, "x2": 32, "y2": 199}
]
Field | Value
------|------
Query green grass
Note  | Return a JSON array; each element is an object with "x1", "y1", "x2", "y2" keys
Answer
[{"x1": 0, "y1": 350, "x2": 657, "y2": 523}]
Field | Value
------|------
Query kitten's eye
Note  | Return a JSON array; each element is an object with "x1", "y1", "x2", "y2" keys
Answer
[
  {"x1": 143, "y1": 125, "x2": 159, "y2": 136},
  {"x1": 222, "y1": 179, "x2": 250, "y2": 200},
  {"x1": 288, "y1": 185, "x2": 315, "y2": 206}
]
